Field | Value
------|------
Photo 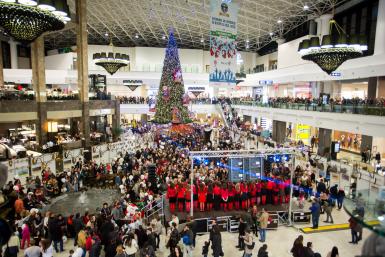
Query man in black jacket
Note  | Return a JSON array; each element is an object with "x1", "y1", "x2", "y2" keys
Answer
[
  {"x1": 236, "y1": 217, "x2": 247, "y2": 250},
  {"x1": 316, "y1": 179, "x2": 326, "y2": 195},
  {"x1": 303, "y1": 242, "x2": 315, "y2": 257},
  {"x1": 89, "y1": 236, "x2": 102, "y2": 257},
  {"x1": 48, "y1": 214, "x2": 64, "y2": 252}
]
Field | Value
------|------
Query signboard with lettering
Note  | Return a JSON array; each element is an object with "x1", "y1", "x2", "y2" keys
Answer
[{"x1": 209, "y1": 0, "x2": 238, "y2": 86}]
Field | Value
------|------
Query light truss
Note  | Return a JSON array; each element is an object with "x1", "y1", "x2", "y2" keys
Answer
[
  {"x1": 189, "y1": 148, "x2": 298, "y2": 158},
  {"x1": 43, "y1": 0, "x2": 348, "y2": 52},
  {"x1": 188, "y1": 148, "x2": 297, "y2": 220}
]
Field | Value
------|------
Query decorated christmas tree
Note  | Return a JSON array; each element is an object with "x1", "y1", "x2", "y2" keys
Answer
[{"x1": 154, "y1": 30, "x2": 190, "y2": 124}]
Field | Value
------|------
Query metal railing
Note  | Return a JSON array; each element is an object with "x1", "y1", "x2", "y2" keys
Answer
[
  {"x1": 139, "y1": 194, "x2": 165, "y2": 223},
  {"x1": 232, "y1": 100, "x2": 385, "y2": 116}
]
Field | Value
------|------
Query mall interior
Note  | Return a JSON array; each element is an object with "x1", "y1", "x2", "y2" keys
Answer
[{"x1": 0, "y1": 0, "x2": 385, "y2": 257}]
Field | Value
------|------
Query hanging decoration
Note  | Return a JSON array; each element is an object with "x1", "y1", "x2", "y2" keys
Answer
[
  {"x1": 182, "y1": 93, "x2": 190, "y2": 106},
  {"x1": 162, "y1": 85, "x2": 170, "y2": 101},
  {"x1": 0, "y1": 0, "x2": 70, "y2": 42},
  {"x1": 123, "y1": 80, "x2": 142, "y2": 91},
  {"x1": 298, "y1": 18, "x2": 367, "y2": 74},
  {"x1": 93, "y1": 39, "x2": 130, "y2": 75}
]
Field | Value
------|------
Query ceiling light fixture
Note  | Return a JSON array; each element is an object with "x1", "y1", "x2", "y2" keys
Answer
[
  {"x1": 162, "y1": 35, "x2": 166, "y2": 40},
  {"x1": 269, "y1": 32, "x2": 274, "y2": 36},
  {"x1": 135, "y1": 34, "x2": 139, "y2": 39},
  {"x1": 200, "y1": 38, "x2": 204, "y2": 43},
  {"x1": 277, "y1": 19, "x2": 282, "y2": 24},
  {"x1": 303, "y1": 4, "x2": 309, "y2": 10},
  {"x1": 93, "y1": 39, "x2": 130, "y2": 75},
  {"x1": 298, "y1": 19, "x2": 367, "y2": 74},
  {"x1": 0, "y1": 0, "x2": 69, "y2": 42}
]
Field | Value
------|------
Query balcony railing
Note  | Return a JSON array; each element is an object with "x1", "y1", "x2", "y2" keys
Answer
[{"x1": 232, "y1": 100, "x2": 385, "y2": 116}]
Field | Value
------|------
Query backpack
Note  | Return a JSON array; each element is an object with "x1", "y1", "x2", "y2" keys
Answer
[{"x1": 182, "y1": 235, "x2": 191, "y2": 245}]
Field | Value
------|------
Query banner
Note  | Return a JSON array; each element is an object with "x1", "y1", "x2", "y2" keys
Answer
[{"x1": 209, "y1": 0, "x2": 238, "y2": 86}]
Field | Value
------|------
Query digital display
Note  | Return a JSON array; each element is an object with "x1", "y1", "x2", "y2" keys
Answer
[{"x1": 334, "y1": 143, "x2": 340, "y2": 153}]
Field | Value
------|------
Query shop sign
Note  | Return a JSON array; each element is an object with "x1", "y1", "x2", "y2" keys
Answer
[
  {"x1": 295, "y1": 124, "x2": 310, "y2": 140},
  {"x1": 330, "y1": 72, "x2": 341, "y2": 77},
  {"x1": 259, "y1": 80, "x2": 273, "y2": 85}
]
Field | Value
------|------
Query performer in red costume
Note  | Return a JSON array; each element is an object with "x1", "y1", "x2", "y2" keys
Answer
[
  {"x1": 167, "y1": 183, "x2": 177, "y2": 213},
  {"x1": 221, "y1": 184, "x2": 229, "y2": 211},
  {"x1": 185, "y1": 185, "x2": 192, "y2": 213},
  {"x1": 192, "y1": 183, "x2": 198, "y2": 210},
  {"x1": 256, "y1": 179, "x2": 262, "y2": 205},
  {"x1": 177, "y1": 183, "x2": 186, "y2": 211},
  {"x1": 241, "y1": 182, "x2": 248, "y2": 209},
  {"x1": 273, "y1": 180, "x2": 280, "y2": 205},
  {"x1": 234, "y1": 183, "x2": 241, "y2": 210},
  {"x1": 198, "y1": 183, "x2": 207, "y2": 212},
  {"x1": 261, "y1": 181, "x2": 267, "y2": 205},
  {"x1": 206, "y1": 183, "x2": 214, "y2": 211},
  {"x1": 213, "y1": 183, "x2": 221, "y2": 211},
  {"x1": 250, "y1": 181, "x2": 257, "y2": 206},
  {"x1": 227, "y1": 182, "x2": 235, "y2": 210}
]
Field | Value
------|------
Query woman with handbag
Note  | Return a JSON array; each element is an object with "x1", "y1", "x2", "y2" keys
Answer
[{"x1": 243, "y1": 229, "x2": 255, "y2": 257}]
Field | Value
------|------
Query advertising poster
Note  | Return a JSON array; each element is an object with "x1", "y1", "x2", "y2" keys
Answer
[
  {"x1": 295, "y1": 124, "x2": 311, "y2": 145},
  {"x1": 209, "y1": 0, "x2": 238, "y2": 85}
]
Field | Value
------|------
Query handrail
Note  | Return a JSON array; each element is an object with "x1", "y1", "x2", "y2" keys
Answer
[{"x1": 232, "y1": 100, "x2": 385, "y2": 116}]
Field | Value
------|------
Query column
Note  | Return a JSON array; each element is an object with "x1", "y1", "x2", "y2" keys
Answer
[
  {"x1": 272, "y1": 120, "x2": 286, "y2": 144},
  {"x1": 374, "y1": 0, "x2": 385, "y2": 55},
  {"x1": 315, "y1": 14, "x2": 333, "y2": 36},
  {"x1": 112, "y1": 100, "x2": 121, "y2": 140},
  {"x1": 377, "y1": 77, "x2": 385, "y2": 97},
  {"x1": 309, "y1": 20, "x2": 317, "y2": 35},
  {"x1": 367, "y1": 77, "x2": 377, "y2": 100},
  {"x1": 76, "y1": 0, "x2": 90, "y2": 147},
  {"x1": 9, "y1": 39, "x2": 18, "y2": 69},
  {"x1": 360, "y1": 135, "x2": 373, "y2": 153},
  {"x1": 31, "y1": 36, "x2": 48, "y2": 146},
  {"x1": 0, "y1": 42, "x2": 4, "y2": 87},
  {"x1": 317, "y1": 128, "x2": 332, "y2": 157}
]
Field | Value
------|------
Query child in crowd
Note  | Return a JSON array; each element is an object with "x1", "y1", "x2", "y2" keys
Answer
[{"x1": 202, "y1": 241, "x2": 210, "y2": 257}]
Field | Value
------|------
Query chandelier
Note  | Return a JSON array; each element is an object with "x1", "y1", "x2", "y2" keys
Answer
[
  {"x1": 298, "y1": 19, "x2": 367, "y2": 74},
  {"x1": 0, "y1": 0, "x2": 70, "y2": 42},
  {"x1": 93, "y1": 41, "x2": 130, "y2": 75}
]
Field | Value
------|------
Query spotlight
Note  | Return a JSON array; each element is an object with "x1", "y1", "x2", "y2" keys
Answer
[
  {"x1": 162, "y1": 35, "x2": 166, "y2": 40},
  {"x1": 135, "y1": 34, "x2": 139, "y2": 38},
  {"x1": 200, "y1": 38, "x2": 204, "y2": 43},
  {"x1": 269, "y1": 32, "x2": 274, "y2": 36},
  {"x1": 303, "y1": 4, "x2": 309, "y2": 10},
  {"x1": 277, "y1": 19, "x2": 282, "y2": 24}
]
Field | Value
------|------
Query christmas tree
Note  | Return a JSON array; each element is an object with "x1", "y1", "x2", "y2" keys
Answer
[{"x1": 154, "y1": 30, "x2": 190, "y2": 124}]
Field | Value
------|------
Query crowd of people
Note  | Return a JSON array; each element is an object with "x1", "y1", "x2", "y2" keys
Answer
[
  {"x1": 0, "y1": 118, "x2": 361, "y2": 257},
  {"x1": 117, "y1": 97, "x2": 149, "y2": 104},
  {"x1": 229, "y1": 95, "x2": 385, "y2": 108}
]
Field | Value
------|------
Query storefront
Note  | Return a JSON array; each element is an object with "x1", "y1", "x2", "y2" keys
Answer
[{"x1": 333, "y1": 130, "x2": 361, "y2": 153}]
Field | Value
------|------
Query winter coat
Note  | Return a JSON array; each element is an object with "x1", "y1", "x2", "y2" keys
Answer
[
  {"x1": 209, "y1": 230, "x2": 222, "y2": 256},
  {"x1": 89, "y1": 240, "x2": 102, "y2": 257}
]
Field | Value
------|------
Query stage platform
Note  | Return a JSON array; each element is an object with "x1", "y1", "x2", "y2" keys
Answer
[{"x1": 165, "y1": 203, "x2": 290, "y2": 222}]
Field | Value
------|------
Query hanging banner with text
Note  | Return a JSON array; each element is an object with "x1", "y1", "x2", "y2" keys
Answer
[{"x1": 209, "y1": 0, "x2": 238, "y2": 86}]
